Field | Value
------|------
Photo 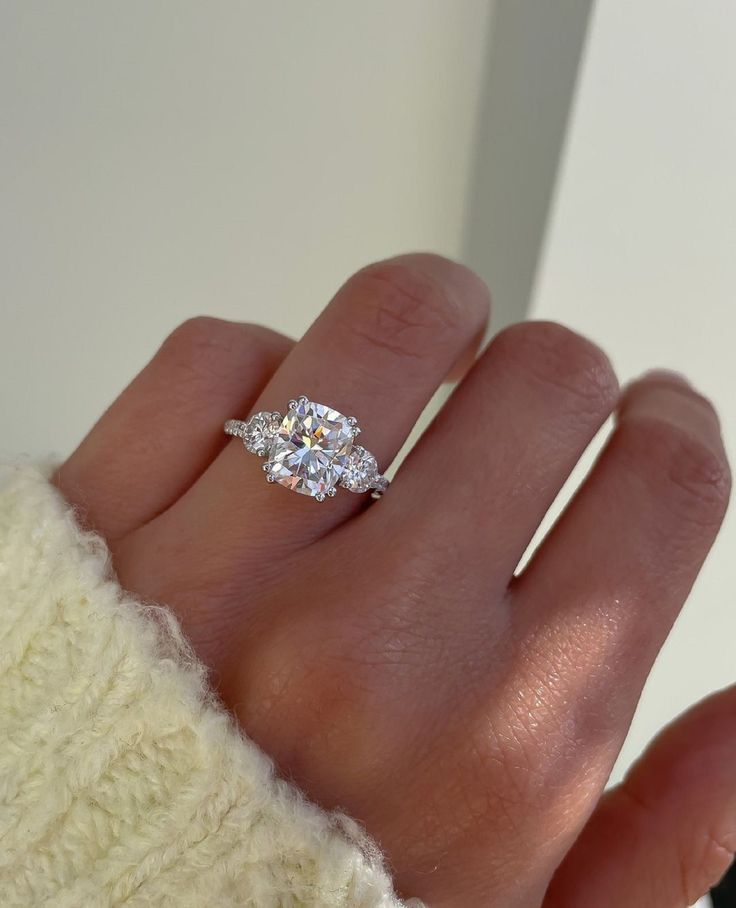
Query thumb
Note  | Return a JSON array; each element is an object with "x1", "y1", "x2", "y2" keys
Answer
[{"x1": 543, "y1": 684, "x2": 736, "y2": 907}]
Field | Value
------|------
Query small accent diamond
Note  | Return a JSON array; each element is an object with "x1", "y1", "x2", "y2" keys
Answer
[
  {"x1": 340, "y1": 445, "x2": 378, "y2": 493},
  {"x1": 243, "y1": 411, "x2": 281, "y2": 456}
]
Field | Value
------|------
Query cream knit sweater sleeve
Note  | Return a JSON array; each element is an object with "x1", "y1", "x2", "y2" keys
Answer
[{"x1": 0, "y1": 463, "x2": 415, "y2": 908}]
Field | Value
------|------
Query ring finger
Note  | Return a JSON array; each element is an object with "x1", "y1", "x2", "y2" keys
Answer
[{"x1": 118, "y1": 254, "x2": 489, "y2": 619}]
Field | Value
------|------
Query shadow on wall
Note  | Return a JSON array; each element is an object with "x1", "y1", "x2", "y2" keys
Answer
[{"x1": 463, "y1": 0, "x2": 594, "y2": 334}]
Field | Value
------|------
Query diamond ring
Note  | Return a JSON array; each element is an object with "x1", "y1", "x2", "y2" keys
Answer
[{"x1": 224, "y1": 396, "x2": 389, "y2": 502}]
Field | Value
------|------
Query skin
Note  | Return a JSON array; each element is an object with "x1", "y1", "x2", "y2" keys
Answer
[{"x1": 56, "y1": 253, "x2": 733, "y2": 907}]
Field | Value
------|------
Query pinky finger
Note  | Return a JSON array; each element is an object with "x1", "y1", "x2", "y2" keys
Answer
[{"x1": 544, "y1": 684, "x2": 736, "y2": 908}]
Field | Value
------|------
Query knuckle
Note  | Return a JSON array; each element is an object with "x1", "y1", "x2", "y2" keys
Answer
[
  {"x1": 491, "y1": 686, "x2": 574, "y2": 807},
  {"x1": 345, "y1": 261, "x2": 471, "y2": 361},
  {"x1": 162, "y1": 315, "x2": 237, "y2": 358},
  {"x1": 159, "y1": 316, "x2": 256, "y2": 382},
  {"x1": 459, "y1": 630, "x2": 614, "y2": 842},
  {"x1": 449, "y1": 699, "x2": 571, "y2": 855},
  {"x1": 494, "y1": 321, "x2": 618, "y2": 413},
  {"x1": 618, "y1": 417, "x2": 731, "y2": 529},
  {"x1": 237, "y1": 622, "x2": 387, "y2": 787},
  {"x1": 241, "y1": 618, "x2": 363, "y2": 733}
]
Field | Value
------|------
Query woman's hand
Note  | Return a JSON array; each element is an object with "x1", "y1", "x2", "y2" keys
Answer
[{"x1": 56, "y1": 254, "x2": 732, "y2": 907}]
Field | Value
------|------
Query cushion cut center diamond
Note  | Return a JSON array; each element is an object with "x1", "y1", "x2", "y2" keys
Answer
[{"x1": 268, "y1": 399, "x2": 354, "y2": 497}]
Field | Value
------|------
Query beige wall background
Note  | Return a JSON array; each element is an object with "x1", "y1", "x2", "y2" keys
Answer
[
  {"x1": 0, "y1": 0, "x2": 490, "y2": 457},
  {"x1": 1, "y1": 5, "x2": 734, "y2": 902},
  {"x1": 529, "y1": 2, "x2": 736, "y2": 808}
]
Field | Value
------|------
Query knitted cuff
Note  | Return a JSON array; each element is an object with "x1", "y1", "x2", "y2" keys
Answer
[{"x1": 0, "y1": 462, "x2": 415, "y2": 907}]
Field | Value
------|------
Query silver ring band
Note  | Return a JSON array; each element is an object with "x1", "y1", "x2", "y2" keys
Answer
[{"x1": 225, "y1": 396, "x2": 389, "y2": 502}]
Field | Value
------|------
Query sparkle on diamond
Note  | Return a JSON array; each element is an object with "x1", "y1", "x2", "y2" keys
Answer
[
  {"x1": 340, "y1": 445, "x2": 378, "y2": 493},
  {"x1": 243, "y1": 411, "x2": 280, "y2": 456},
  {"x1": 267, "y1": 400, "x2": 354, "y2": 497}
]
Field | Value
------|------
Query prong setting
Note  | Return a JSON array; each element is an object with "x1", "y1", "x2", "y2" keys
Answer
[{"x1": 226, "y1": 398, "x2": 388, "y2": 501}]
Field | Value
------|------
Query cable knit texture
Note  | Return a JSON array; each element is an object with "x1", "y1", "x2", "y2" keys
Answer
[{"x1": 0, "y1": 462, "x2": 413, "y2": 907}]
